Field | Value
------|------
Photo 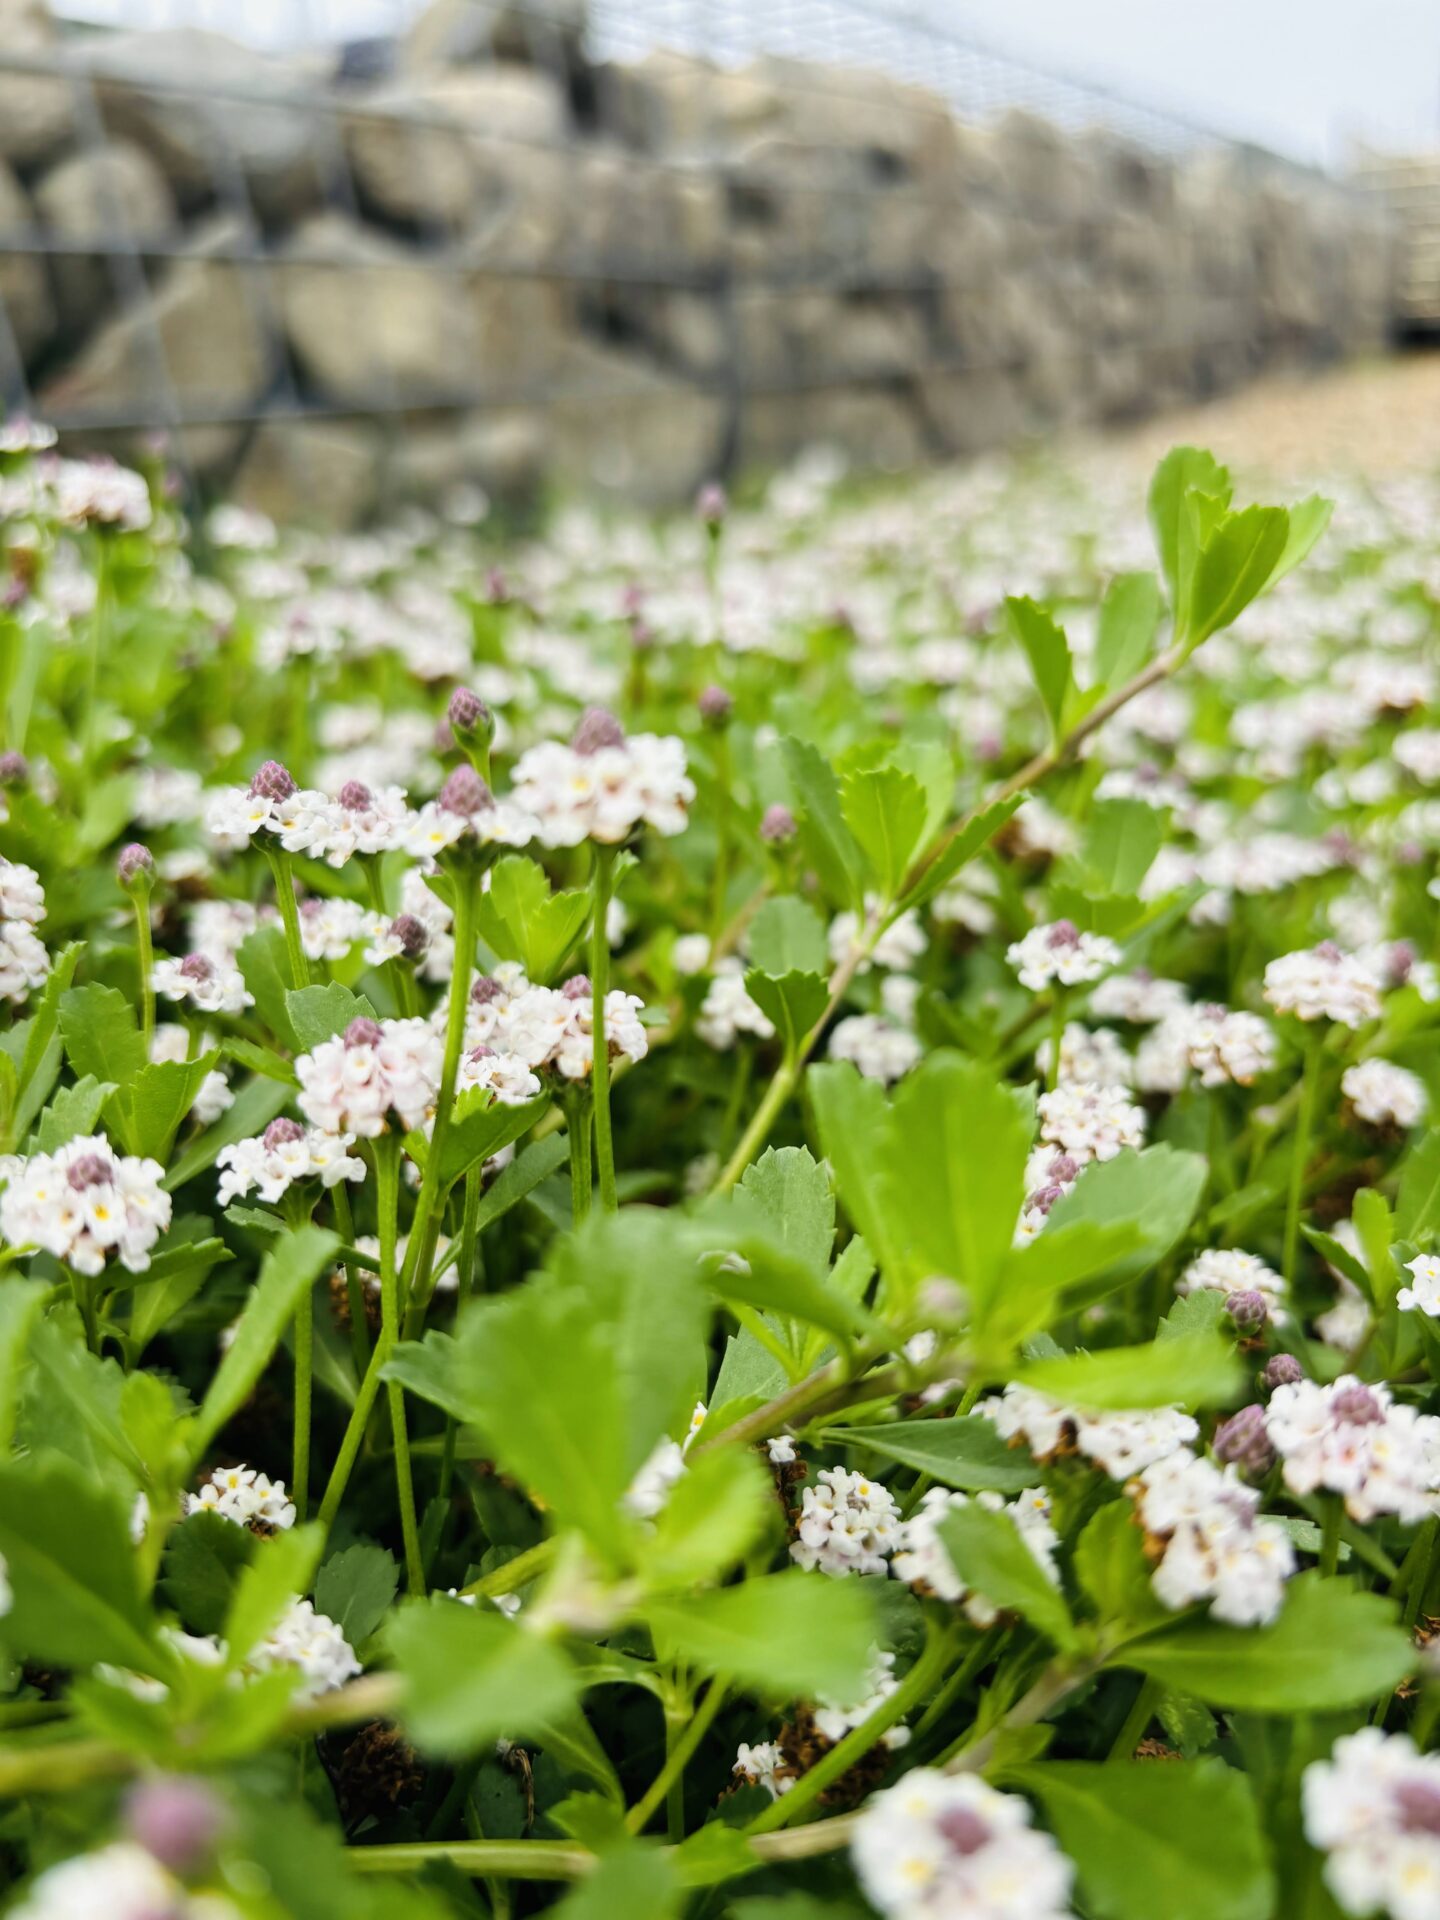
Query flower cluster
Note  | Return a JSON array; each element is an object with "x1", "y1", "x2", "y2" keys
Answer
[
  {"x1": 1263, "y1": 943, "x2": 1382, "y2": 1027},
  {"x1": 185, "y1": 1464, "x2": 296, "y2": 1532},
  {"x1": 893, "y1": 1487, "x2": 1060, "y2": 1623},
  {"x1": 1303, "y1": 1729, "x2": 1440, "y2": 1920},
  {"x1": 1007, "y1": 920, "x2": 1121, "y2": 992},
  {"x1": 851, "y1": 1770, "x2": 1076, "y2": 1920},
  {"x1": 510, "y1": 709, "x2": 693, "y2": 844},
  {"x1": 0, "y1": 856, "x2": 48, "y2": 1004},
  {"x1": 1133, "y1": 1450, "x2": 1295, "y2": 1625},
  {"x1": 1265, "y1": 1376, "x2": 1440, "y2": 1523},
  {"x1": 790, "y1": 1466, "x2": 902, "y2": 1577},
  {"x1": 0, "y1": 1134, "x2": 171, "y2": 1275},
  {"x1": 466, "y1": 966, "x2": 648, "y2": 1081},
  {"x1": 296, "y1": 1016, "x2": 443, "y2": 1136},
  {"x1": 984, "y1": 1383, "x2": 1198, "y2": 1479}
]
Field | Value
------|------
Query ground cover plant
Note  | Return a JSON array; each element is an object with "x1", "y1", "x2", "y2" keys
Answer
[{"x1": 0, "y1": 423, "x2": 1439, "y2": 1919}]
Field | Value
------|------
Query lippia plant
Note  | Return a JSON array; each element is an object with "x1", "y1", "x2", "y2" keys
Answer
[{"x1": 0, "y1": 429, "x2": 1438, "y2": 1920}]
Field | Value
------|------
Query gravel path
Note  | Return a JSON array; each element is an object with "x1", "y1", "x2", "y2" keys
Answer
[{"x1": 1091, "y1": 350, "x2": 1440, "y2": 479}]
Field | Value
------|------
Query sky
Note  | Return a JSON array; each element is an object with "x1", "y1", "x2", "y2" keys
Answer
[{"x1": 51, "y1": 0, "x2": 1440, "y2": 168}]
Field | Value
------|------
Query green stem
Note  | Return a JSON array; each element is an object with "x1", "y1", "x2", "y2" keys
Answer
[
  {"x1": 627, "y1": 1682, "x2": 725, "y2": 1837},
  {"x1": 67, "y1": 1265, "x2": 98, "y2": 1355},
  {"x1": 569, "y1": 1108, "x2": 592, "y2": 1224},
  {"x1": 459, "y1": 1163, "x2": 484, "y2": 1294},
  {"x1": 348, "y1": 1842, "x2": 592, "y2": 1881},
  {"x1": 1046, "y1": 992, "x2": 1066, "y2": 1091},
  {"x1": 715, "y1": 1054, "x2": 798, "y2": 1195},
  {"x1": 589, "y1": 845, "x2": 619, "y2": 1212},
  {"x1": 293, "y1": 1269, "x2": 312, "y2": 1524},
  {"x1": 1319, "y1": 1494, "x2": 1344, "y2": 1580},
  {"x1": 132, "y1": 894, "x2": 155, "y2": 1042},
  {"x1": 912, "y1": 1630, "x2": 1000, "y2": 1744},
  {"x1": 374, "y1": 1134, "x2": 424, "y2": 1595},
  {"x1": 1108, "y1": 1675, "x2": 1161, "y2": 1759},
  {"x1": 710, "y1": 729, "x2": 731, "y2": 944},
  {"x1": 748, "y1": 1621, "x2": 952, "y2": 1835},
  {"x1": 1282, "y1": 1026, "x2": 1324, "y2": 1285},
  {"x1": 83, "y1": 534, "x2": 110, "y2": 767},
  {"x1": 457, "y1": 1538, "x2": 557, "y2": 1600},
  {"x1": 1403, "y1": 1515, "x2": 1438, "y2": 1629},
  {"x1": 331, "y1": 1183, "x2": 371, "y2": 1379},
  {"x1": 265, "y1": 844, "x2": 312, "y2": 992}
]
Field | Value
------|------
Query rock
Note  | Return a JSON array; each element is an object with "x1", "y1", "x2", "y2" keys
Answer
[
  {"x1": 39, "y1": 217, "x2": 271, "y2": 470},
  {"x1": 403, "y1": 0, "x2": 588, "y2": 79},
  {"x1": 388, "y1": 408, "x2": 545, "y2": 503},
  {"x1": 739, "y1": 388, "x2": 930, "y2": 474},
  {"x1": 0, "y1": 160, "x2": 52, "y2": 365},
  {"x1": 544, "y1": 338, "x2": 726, "y2": 501},
  {"x1": 72, "y1": 29, "x2": 321, "y2": 221},
  {"x1": 344, "y1": 65, "x2": 568, "y2": 233},
  {"x1": 0, "y1": 0, "x2": 73, "y2": 171},
  {"x1": 277, "y1": 212, "x2": 566, "y2": 407},
  {"x1": 233, "y1": 418, "x2": 381, "y2": 530},
  {"x1": 32, "y1": 142, "x2": 176, "y2": 344}
]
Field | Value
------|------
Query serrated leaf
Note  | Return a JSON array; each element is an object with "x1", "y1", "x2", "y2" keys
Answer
[
  {"x1": 389, "y1": 1597, "x2": 579, "y2": 1757},
  {"x1": 744, "y1": 968, "x2": 827, "y2": 1060},
  {"x1": 1082, "y1": 799, "x2": 1162, "y2": 894},
  {"x1": 286, "y1": 983, "x2": 378, "y2": 1054},
  {"x1": 1396, "y1": 1130, "x2": 1440, "y2": 1244},
  {"x1": 646, "y1": 1570, "x2": 874, "y2": 1698},
  {"x1": 1016, "y1": 1332, "x2": 1243, "y2": 1412},
  {"x1": 58, "y1": 981, "x2": 147, "y2": 1087},
  {"x1": 824, "y1": 1415, "x2": 1035, "y2": 1493},
  {"x1": 1044, "y1": 1147, "x2": 1207, "y2": 1293},
  {"x1": 780, "y1": 735, "x2": 866, "y2": 910},
  {"x1": 314, "y1": 1542, "x2": 400, "y2": 1647},
  {"x1": 32, "y1": 1074, "x2": 115, "y2": 1152},
  {"x1": 737, "y1": 1146, "x2": 834, "y2": 1278},
  {"x1": 1093, "y1": 571, "x2": 1163, "y2": 688},
  {"x1": 746, "y1": 896, "x2": 829, "y2": 980},
  {"x1": 406, "y1": 1088, "x2": 548, "y2": 1192},
  {"x1": 105, "y1": 1052, "x2": 222, "y2": 1162},
  {"x1": 1007, "y1": 597, "x2": 1073, "y2": 743},
  {"x1": 1148, "y1": 446, "x2": 1230, "y2": 610},
  {"x1": 894, "y1": 791, "x2": 1025, "y2": 916},
  {"x1": 1185, "y1": 505, "x2": 1289, "y2": 649},
  {"x1": 939, "y1": 1500, "x2": 1077, "y2": 1648},
  {"x1": 477, "y1": 855, "x2": 591, "y2": 985},
  {"x1": 160, "y1": 1508, "x2": 258, "y2": 1636},
  {"x1": 840, "y1": 764, "x2": 928, "y2": 899}
]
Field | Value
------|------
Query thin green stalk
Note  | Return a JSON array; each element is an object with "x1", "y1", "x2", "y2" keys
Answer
[
  {"x1": 67, "y1": 1265, "x2": 98, "y2": 1356},
  {"x1": 318, "y1": 1333, "x2": 391, "y2": 1536},
  {"x1": 1282, "y1": 1025, "x2": 1325, "y2": 1286},
  {"x1": 627, "y1": 1682, "x2": 726, "y2": 1836},
  {"x1": 132, "y1": 894, "x2": 155, "y2": 1041},
  {"x1": 331, "y1": 1183, "x2": 371, "y2": 1379},
  {"x1": 457, "y1": 1538, "x2": 557, "y2": 1600},
  {"x1": 589, "y1": 844, "x2": 619, "y2": 1212},
  {"x1": 374, "y1": 1133, "x2": 424, "y2": 1595},
  {"x1": 710, "y1": 727, "x2": 732, "y2": 944},
  {"x1": 293, "y1": 1272, "x2": 313, "y2": 1524},
  {"x1": 348, "y1": 1841, "x2": 592, "y2": 1881},
  {"x1": 748, "y1": 1622, "x2": 953, "y2": 1835},
  {"x1": 82, "y1": 534, "x2": 110, "y2": 767},
  {"x1": 912, "y1": 1630, "x2": 1001, "y2": 1744},
  {"x1": 569, "y1": 1111, "x2": 592, "y2": 1224},
  {"x1": 1108, "y1": 1675, "x2": 1161, "y2": 1758},
  {"x1": 265, "y1": 843, "x2": 312, "y2": 991},
  {"x1": 1046, "y1": 992, "x2": 1066, "y2": 1091}
]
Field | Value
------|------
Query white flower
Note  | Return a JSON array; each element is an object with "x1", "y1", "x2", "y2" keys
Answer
[
  {"x1": 152, "y1": 951, "x2": 253, "y2": 1015},
  {"x1": 1342, "y1": 1058, "x2": 1427, "y2": 1130},
  {"x1": 829, "y1": 1014, "x2": 922, "y2": 1085},
  {"x1": 673, "y1": 932, "x2": 713, "y2": 976},
  {"x1": 296, "y1": 1016, "x2": 443, "y2": 1136},
  {"x1": 1399, "y1": 1255, "x2": 1440, "y2": 1318},
  {"x1": 1175, "y1": 1004, "x2": 1276, "y2": 1087},
  {"x1": 851, "y1": 1769, "x2": 1076, "y2": 1920},
  {"x1": 0, "y1": 1134, "x2": 171, "y2": 1276},
  {"x1": 1265, "y1": 1375, "x2": 1440, "y2": 1524},
  {"x1": 1036, "y1": 1082, "x2": 1147, "y2": 1164},
  {"x1": 1089, "y1": 970, "x2": 1189, "y2": 1025},
  {"x1": 455, "y1": 1045, "x2": 542, "y2": 1106},
  {"x1": 790, "y1": 1465, "x2": 900, "y2": 1577},
  {"x1": 1303, "y1": 1728, "x2": 1440, "y2": 1920},
  {"x1": 1007, "y1": 920, "x2": 1121, "y2": 992},
  {"x1": 151, "y1": 1024, "x2": 232, "y2": 1123},
  {"x1": 1263, "y1": 944, "x2": 1382, "y2": 1028},
  {"x1": 0, "y1": 858, "x2": 45, "y2": 924},
  {"x1": 9, "y1": 1843, "x2": 205, "y2": 1920},
  {"x1": 305, "y1": 781, "x2": 412, "y2": 866},
  {"x1": 983, "y1": 1384, "x2": 1197, "y2": 1479},
  {"x1": 510, "y1": 716, "x2": 693, "y2": 846},
  {"x1": 1178, "y1": 1247, "x2": 1288, "y2": 1325},
  {"x1": 298, "y1": 896, "x2": 381, "y2": 964},
  {"x1": 0, "y1": 920, "x2": 50, "y2": 1002},
  {"x1": 696, "y1": 958, "x2": 774, "y2": 1049},
  {"x1": 216, "y1": 1119, "x2": 365, "y2": 1207},
  {"x1": 51, "y1": 456, "x2": 152, "y2": 530},
  {"x1": 734, "y1": 1740, "x2": 793, "y2": 1800},
  {"x1": 251, "y1": 1596, "x2": 360, "y2": 1700},
  {"x1": 186, "y1": 1463, "x2": 296, "y2": 1532},
  {"x1": 894, "y1": 1487, "x2": 1059, "y2": 1625},
  {"x1": 623, "y1": 1437, "x2": 686, "y2": 1520},
  {"x1": 1035, "y1": 1022, "x2": 1133, "y2": 1088},
  {"x1": 828, "y1": 900, "x2": 927, "y2": 973},
  {"x1": 814, "y1": 1647, "x2": 914, "y2": 1750},
  {"x1": 1135, "y1": 1450, "x2": 1294, "y2": 1626}
]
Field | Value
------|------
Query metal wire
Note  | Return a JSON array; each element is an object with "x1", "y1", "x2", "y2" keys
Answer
[{"x1": 0, "y1": 0, "x2": 1382, "y2": 493}]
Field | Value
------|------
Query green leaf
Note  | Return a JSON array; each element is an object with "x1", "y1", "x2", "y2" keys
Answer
[
  {"x1": 223, "y1": 1523, "x2": 325, "y2": 1663},
  {"x1": 237, "y1": 925, "x2": 297, "y2": 1049},
  {"x1": 780, "y1": 735, "x2": 866, "y2": 910},
  {"x1": 1007, "y1": 597, "x2": 1073, "y2": 742},
  {"x1": 1353, "y1": 1187, "x2": 1399, "y2": 1309},
  {"x1": 938, "y1": 1501, "x2": 1077, "y2": 1649},
  {"x1": 1082, "y1": 800, "x2": 1162, "y2": 895},
  {"x1": 1396, "y1": 1130, "x2": 1440, "y2": 1244},
  {"x1": 1113, "y1": 1572, "x2": 1412, "y2": 1710},
  {"x1": 737, "y1": 1147, "x2": 835, "y2": 1279},
  {"x1": 469, "y1": 1131, "x2": 569, "y2": 1233},
  {"x1": 744, "y1": 969, "x2": 827, "y2": 1060},
  {"x1": 1018, "y1": 1758, "x2": 1273, "y2": 1920},
  {"x1": 477, "y1": 855, "x2": 591, "y2": 985},
  {"x1": 189, "y1": 1224, "x2": 339, "y2": 1461},
  {"x1": 32, "y1": 1074, "x2": 115, "y2": 1152},
  {"x1": 1044, "y1": 1147, "x2": 1207, "y2": 1292},
  {"x1": 164, "y1": 1071, "x2": 294, "y2": 1192},
  {"x1": 1073, "y1": 1499, "x2": 1168, "y2": 1628},
  {"x1": 1016, "y1": 1332, "x2": 1243, "y2": 1412},
  {"x1": 0, "y1": 1457, "x2": 159, "y2": 1673},
  {"x1": 840, "y1": 764, "x2": 928, "y2": 899},
  {"x1": 314, "y1": 1543, "x2": 400, "y2": 1647},
  {"x1": 58, "y1": 981, "x2": 147, "y2": 1087},
  {"x1": 389, "y1": 1598, "x2": 579, "y2": 1757},
  {"x1": 1263, "y1": 493, "x2": 1332, "y2": 593},
  {"x1": 1093, "y1": 572, "x2": 1163, "y2": 688},
  {"x1": 823, "y1": 1416, "x2": 1035, "y2": 1493},
  {"x1": 638, "y1": 1448, "x2": 773, "y2": 1591},
  {"x1": 809, "y1": 1062, "x2": 908, "y2": 1282},
  {"x1": 646, "y1": 1570, "x2": 875, "y2": 1699},
  {"x1": 6, "y1": 941, "x2": 83, "y2": 1145},
  {"x1": 160, "y1": 1508, "x2": 258, "y2": 1636},
  {"x1": 0, "y1": 1279, "x2": 46, "y2": 1448},
  {"x1": 1147, "y1": 447, "x2": 1230, "y2": 610},
  {"x1": 746, "y1": 896, "x2": 829, "y2": 981},
  {"x1": 389, "y1": 1210, "x2": 707, "y2": 1560},
  {"x1": 286, "y1": 983, "x2": 378, "y2": 1054},
  {"x1": 894, "y1": 790, "x2": 1025, "y2": 917},
  {"x1": 406, "y1": 1088, "x2": 548, "y2": 1192},
  {"x1": 876, "y1": 1051, "x2": 1033, "y2": 1319},
  {"x1": 551, "y1": 1846, "x2": 680, "y2": 1920},
  {"x1": 105, "y1": 1052, "x2": 222, "y2": 1162},
  {"x1": 1185, "y1": 505, "x2": 1289, "y2": 649}
]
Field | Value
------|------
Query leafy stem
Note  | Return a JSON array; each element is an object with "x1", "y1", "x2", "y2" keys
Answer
[
  {"x1": 263, "y1": 842, "x2": 312, "y2": 992},
  {"x1": 1282, "y1": 1023, "x2": 1325, "y2": 1285},
  {"x1": 589, "y1": 842, "x2": 619, "y2": 1212}
]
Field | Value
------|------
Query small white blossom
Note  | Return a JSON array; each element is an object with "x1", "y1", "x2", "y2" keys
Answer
[
  {"x1": 1342, "y1": 1058, "x2": 1427, "y2": 1131},
  {"x1": 152, "y1": 950, "x2": 253, "y2": 1016},
  {"x1": 829, "y1": 1014, "x2": 923, "y2": 1085},
  {"x1": 186, "y1": 1463, "x2": 296, "y2": 1532},
  {"x1": 1135, "y1": 1450, "x2": 1294, "y2": 1626},
  {"x1": 983, "y1": 1383, "x2": 1197, "y2": 1479},
  {"x1": 1007, "y1": 920, "x2": 1121, "y2": 992},
  {"x1": 1303, "y1": 1728, "x2": 1440, "y2": 1920},
  {"x1": 829, "y1": 900, "x2": 927, "y2": 973},
  {"x1": 1263, "y1": 944, "x2": 1382, "y2": 1028},
  {"x1": 791, "y1": 1465, "x2": 900, "y2": 1577},
  {"x1": 511, "y1": 716, "x2": 693, "y2": 846},
  {"x1": 296, "y1": 1016, "x2": 443, "y2": 1137},
  {"x1": 216, "y1": 1119, "x2": 365, "y2": 1206},
  {"x1": 894, "y1": 1487, "x2": 1059, "y2": 1625},
  {"x1": 1178, "y1": 1247, "x2": 1288, "y2": 1325},
  {"x1": 1036, "y1": 1082, "x2": 1147, "y2": 1164},
  {"x1": 0, "y1": 859, "x2": 45, "y2": 924},
  {"x1": 0, "y1": 1134, "x2": 171, "y2": 1276},
  {"x1": 851, "y1": 1770, "x2": 1076, "y2": 1920},
  {"x1": 734, "y1": 1740, "x2": 793, "y2": 1800},
  {"x1": 251, "y1": 1596, "x2": 360, "y2": 1700},
  {"x1": 697, "y1": 958, "x2": 775, "y2": 1049},
  {"x1": 1035, "y1": 1022, "x2": 1133, "y2": 1088},
  {"x1": 1399, "y1": 1254, "x2": 1440, "y2": 1318},
  {"x1": 1265, "y1": 1375, "x2": 1440, "y2": 1524}
]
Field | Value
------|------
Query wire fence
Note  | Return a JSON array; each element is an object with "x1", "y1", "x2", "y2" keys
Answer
[{"x1": 0, "y1": 0, "x2": 1397, "y2": 509}]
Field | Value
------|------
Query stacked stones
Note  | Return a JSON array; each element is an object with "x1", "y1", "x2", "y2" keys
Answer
[{"x1": 0, "y1": 0, "x2": 1397, "y2": 523}]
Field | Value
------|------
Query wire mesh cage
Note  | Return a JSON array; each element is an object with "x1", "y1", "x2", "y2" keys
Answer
[{"x1": 0, "y1": 0, "x2": 1400, "y2": 517}]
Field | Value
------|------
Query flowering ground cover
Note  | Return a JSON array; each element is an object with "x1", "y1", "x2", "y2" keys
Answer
[{"x1": 1, "y1": 423, "x2": 1440, "y2": 1918}]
